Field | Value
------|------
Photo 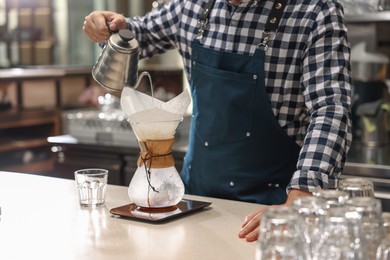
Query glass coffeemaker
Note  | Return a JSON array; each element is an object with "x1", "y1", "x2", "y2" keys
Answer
[{"x1": 121, "y1": 86, "x2": 191, "y2": 210}]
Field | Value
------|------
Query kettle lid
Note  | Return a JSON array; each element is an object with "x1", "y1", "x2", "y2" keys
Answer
[{"x1": 109, "y1": 30, "x2": 139, "y2": 54}]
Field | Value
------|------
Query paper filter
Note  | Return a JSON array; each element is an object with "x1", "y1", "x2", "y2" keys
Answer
[{"x1": 120, "y1": 86, "x2": 191, "y2": 141}]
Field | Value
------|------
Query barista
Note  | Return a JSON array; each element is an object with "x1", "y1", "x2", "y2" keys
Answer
[{"x1": 83, "y1": 0, "x2": 352, "y2": 241}]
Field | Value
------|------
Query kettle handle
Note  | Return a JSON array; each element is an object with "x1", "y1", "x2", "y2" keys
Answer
[{"x1": 106, "y1": 21, "x2": 119, "y2": 35}]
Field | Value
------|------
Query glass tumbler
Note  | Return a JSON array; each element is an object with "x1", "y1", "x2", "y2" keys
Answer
[
  {"x1": 291, "y1": 196, "x2": 327, "y2": 259},
  {"x1": 316, "y1": 206, "x2": 366, "y2": 260},
  {"x1": 313, "y1": 189, "x2": 350, "y2": 208},
  {"x1": 382, "y1": 212, "x2": 390, "y2": 235},
  {"x1": 377, "y1": 234, "x2": 390, "y2": 260},
  {"x1": 346, "y1": 197, "x2": 386, "y2": 260},
  {"x1": 338, "y1": 178, "x2": 375, "y2": 198},
  {"x1": 74, "y1": 168, "x2": 108, "y2": 207},
  {"x1": 256, "y1": 206, "x2": 308, "y2": 260}
]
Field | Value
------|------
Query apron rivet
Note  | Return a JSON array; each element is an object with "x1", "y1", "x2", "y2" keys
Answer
[
  {"x1": 229, "y1": 181, "x2": 235, "y2": 187},
  {"x1": 268, "y1": 183, "x2": 272, "y2": 187},
  {"x1": 246, "y1": 132, "x2": 251, "y2": 137},
  {"x1": 275, "y1": 183, "x2": 280, "y2": 187},
  {"x1": 204, "y1": 141, "x2": 209, "y2": 146},
  {"x1": 253, "y1": 75, "x2": 257, "y2": 80}
]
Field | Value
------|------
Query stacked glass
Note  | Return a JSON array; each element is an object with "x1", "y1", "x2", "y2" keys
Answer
[
  {"x1": 255, "y1": 206, "x2": 307, "y2": 260},
  {"x1": 256, "y1": 178, "x2": 389, "y2": 260},
  {"x1": 377, "y1": 212, "x2": 390, "y2": 259}
]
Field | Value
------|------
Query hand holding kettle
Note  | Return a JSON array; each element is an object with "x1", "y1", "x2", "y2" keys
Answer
[
  {"x1": 83, "y1": 11, "x2": 128, "y2": 42},
  {"x1": 84, "y1": 11, "x2": 146, "y2": 93}
]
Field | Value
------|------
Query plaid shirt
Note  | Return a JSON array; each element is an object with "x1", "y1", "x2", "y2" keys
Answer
[{"x1": 126, "y1": 0, "x2": 352, "y2": 192}]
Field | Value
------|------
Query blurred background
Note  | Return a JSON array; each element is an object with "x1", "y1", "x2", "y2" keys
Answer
[{"x1": 0, "y1": 0, "x2": 181, "y2": 68}]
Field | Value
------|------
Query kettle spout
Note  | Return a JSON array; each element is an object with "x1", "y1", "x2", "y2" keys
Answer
[{"x1": 129, "y1": 71, "x2": 153, "y2": 91}]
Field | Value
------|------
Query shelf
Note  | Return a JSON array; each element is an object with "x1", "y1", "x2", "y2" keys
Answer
[
  {"x1": 0, "y1": 108, "x2": 60, "y2": 130},
  {"x1": 0, "y1": 107, "x2": 61, "y2": 174},
  {"x1": 346, "y1": 11, "x2": 390, "y2": 23},
  {"x1": 0, "y1": 137, "x2": 50, "y2": 153}
]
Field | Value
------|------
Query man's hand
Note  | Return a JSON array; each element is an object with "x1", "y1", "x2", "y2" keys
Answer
[
  {"x1": 83, "y1": 11, "x2": 128, "y2": 42},
  {"x1": 238, "y1": 189, "x2": 312, "y2": 242}
]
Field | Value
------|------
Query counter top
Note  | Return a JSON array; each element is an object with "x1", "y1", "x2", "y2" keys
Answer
[{"x1": 0, "y1": 171, "x2": 258, "y2": 260}]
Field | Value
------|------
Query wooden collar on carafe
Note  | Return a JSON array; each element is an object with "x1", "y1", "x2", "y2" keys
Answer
[{"x1": 137, "y1": 138, "x2": 175, "y2": 168}]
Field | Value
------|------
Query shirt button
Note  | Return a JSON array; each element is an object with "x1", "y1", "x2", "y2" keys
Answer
[
  {"x1": 188, "y1": 165, "x2": 191, "y2": 170},
  {"x1": 246, "y1": 132, "x2": 251, "y2": 137},
  {"x1": 204, "y1": 142, "x2": 209, "y2": 146},
  {"x1": 229, "y1": 181, "x2": 235, "y2": 187}
]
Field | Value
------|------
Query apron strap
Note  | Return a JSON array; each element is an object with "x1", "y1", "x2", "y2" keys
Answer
[
  {"x1": 199, "y1": 0, "x2": 288, "y2": 32},
  {"x1": 260, "y1": 0, "x2": 288, "y2": 51},
  {"x1": 196, "y1": 0, "x2": 289, "y2": 46},
  {"x1": 265, "y1": 0, "x2": 288, "y2": 32},
  {"x1": 196, "y1": 0, "x2": 217, "y2": 40},
  {"x1": 199, "y1": 0, "x2": 217, "y2": 21}
]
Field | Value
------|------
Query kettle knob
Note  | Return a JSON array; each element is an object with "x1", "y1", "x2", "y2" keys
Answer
[{"x1": 119, "y1": 30, "x2": 135, "y2": 42}]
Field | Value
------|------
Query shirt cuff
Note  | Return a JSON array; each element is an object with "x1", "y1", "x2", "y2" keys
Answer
[{"x1": 287, "y1": 170, "x2": 339, "y2": 193}]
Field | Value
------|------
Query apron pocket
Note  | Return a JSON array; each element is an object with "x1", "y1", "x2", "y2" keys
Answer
[{"x1": 191, "y1": 62, "x2": 257, "y2": 146}]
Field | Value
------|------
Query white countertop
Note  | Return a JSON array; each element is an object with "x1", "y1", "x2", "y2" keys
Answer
[{"x1": 0, "y1": 171, "x2": 259, "y2": 260}]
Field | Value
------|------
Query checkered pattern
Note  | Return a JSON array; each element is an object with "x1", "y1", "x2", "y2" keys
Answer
[{"x1": 126, "y1": 0, "x2": 352, "y2": 192}]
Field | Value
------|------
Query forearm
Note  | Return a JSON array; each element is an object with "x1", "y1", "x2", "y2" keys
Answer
[{"x1": 284, "y1": 188, "x2": 312, "y2": 205}]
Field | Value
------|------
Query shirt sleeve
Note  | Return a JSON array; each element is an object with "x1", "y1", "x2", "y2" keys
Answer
[
  {"x1": 287, "y1": 1, "x2": 353, "y2": 193},
  {"x1": 125, "y1": 0, "x2": 184, "y2": 59}
]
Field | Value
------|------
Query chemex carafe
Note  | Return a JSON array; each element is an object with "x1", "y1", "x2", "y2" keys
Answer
[
  {"x1": 120, "y1": 86, "x2": 191, "y2": 211},
  {"x1": 92, "y1": 29, "x2": 147, "y2": 92}
]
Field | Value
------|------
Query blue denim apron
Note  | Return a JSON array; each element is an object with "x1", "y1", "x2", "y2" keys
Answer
[{"x1": 181, "y1": 0, "x2": 300, "y2": 205}]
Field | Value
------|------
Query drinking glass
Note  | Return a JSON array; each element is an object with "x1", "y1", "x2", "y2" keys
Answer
[
  {"x1": 74, "y1": 168, "x2": 108, "y2": 207},
  {"x1": 313, "y1": 189, "x2": 349, "y2": 208},
  {"x1": 382, "y1": 212, "x2": 390, "y2": 235},
  {"x1": 377, "y1": 234, "x2": 390, "y2": 260},
  {"x1": 256, "y1": 206, "x2": 308, "y2": 260},
  {"x1": 346, "y1": 197, "x2": 386, "y2": 260},
  {"x1": 338, "y1": 178, "x2": 375, "y2": 198},
  {"x1": 291, "y1": 196, "x2": 327, "y2": 259},
  {"x1": 378, "y1": 213, "x2": 390, "y2": 260},
  {"x1": 315, "y1": 206, "x2": 366, "y2": 260}
]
